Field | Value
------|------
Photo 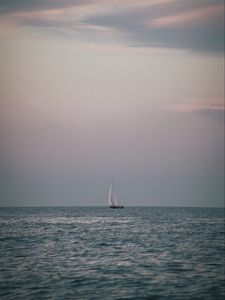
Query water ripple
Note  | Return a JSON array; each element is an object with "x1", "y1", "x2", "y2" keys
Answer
[{"x1": 0, "y1": 207, "x2": 224, "y2": 299}]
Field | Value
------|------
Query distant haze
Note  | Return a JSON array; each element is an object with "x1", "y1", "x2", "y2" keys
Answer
[{"x1": 0, "y1": 0, "x2": 224, "y2": 207}]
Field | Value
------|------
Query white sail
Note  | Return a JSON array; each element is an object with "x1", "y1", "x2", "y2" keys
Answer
[
  {"x1": 108, "y1": 181, "x2": 123, "y2": 208},
  {"x1": 108, "y1": 183, "x2": 113, "y2": 206}
]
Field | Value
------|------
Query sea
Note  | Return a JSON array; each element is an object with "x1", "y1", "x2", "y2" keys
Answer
[{"x1": 0, "y1": 207, "x2": 224, "y2": 300}]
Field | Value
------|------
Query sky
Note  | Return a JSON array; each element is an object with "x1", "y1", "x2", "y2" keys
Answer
[{"x1": 0, "y1": 0, "x2": 224, "y2": 207}]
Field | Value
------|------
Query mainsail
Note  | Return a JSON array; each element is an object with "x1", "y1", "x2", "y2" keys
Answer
[{"x1": 108, "y1": 181, "x2": 124, "y2": 208}]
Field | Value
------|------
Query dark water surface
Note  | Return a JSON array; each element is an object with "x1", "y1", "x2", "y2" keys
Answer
[{"x1": 0, "y1": 207, "x2": 224, "y2": 299}]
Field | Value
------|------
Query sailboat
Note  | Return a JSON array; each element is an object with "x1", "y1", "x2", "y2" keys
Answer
[{"x1": 108, "y1": 181, "x2": 124, "y2": 208}]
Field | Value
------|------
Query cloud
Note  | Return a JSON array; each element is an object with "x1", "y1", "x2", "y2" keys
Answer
[
  {"x1": 0, "y1": 0, "x2": 224, "y2": 53},
  {"x1": 163, "y1": 99, "x2": 225, "y2": 122},
  {"x1": 150, "y1": 4, "x2": 222, "y2": 28},
  {"x1": 84, "y1": 0, "x2": 224, "y2": 53},
  {"x1": 0, "y1": 0, "x2": 89, "y2": 13}
]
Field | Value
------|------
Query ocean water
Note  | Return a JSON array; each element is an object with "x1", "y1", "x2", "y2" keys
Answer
[{"x1": 0, "y1": 207, "x2": 224, "y2": 300}]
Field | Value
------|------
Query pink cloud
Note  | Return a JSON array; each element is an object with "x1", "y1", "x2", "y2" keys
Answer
[
  {"x1": 151, "y1": 4, "x2": 223, "y2": 28},
  {"x1": 163, "y1": 99, "x2": 225, "y2": 114}
]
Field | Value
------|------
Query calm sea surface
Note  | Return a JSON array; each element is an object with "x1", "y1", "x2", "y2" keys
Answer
[{"x1": 0, "y1": 207, "x2": 224, "y2": 300}]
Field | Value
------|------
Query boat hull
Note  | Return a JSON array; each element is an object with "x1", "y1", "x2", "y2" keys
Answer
[{"x1": 109, "y1": 206, "x2": 124, "y2": 209}]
